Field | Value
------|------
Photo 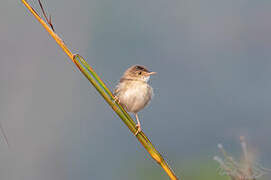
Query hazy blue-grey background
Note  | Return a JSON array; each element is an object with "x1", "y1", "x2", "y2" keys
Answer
[{"x1": 1, "y1": 0, "x2": 271, "y2": 179}]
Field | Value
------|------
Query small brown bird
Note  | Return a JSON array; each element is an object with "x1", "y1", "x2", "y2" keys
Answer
[{"x1": 114, "y1": 65, "x2": 156, "y2": 135}]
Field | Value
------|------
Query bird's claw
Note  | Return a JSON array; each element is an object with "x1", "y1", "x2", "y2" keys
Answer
[
  {"x1": 113, "y1": 96, "x2": 120, "y2": 104},
  {"x1": 134, "y1": 124, "x2": 142, "y2": 136}
]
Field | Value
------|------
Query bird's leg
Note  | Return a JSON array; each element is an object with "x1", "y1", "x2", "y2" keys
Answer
[{"x1": 134, "y1": 113, "x2": 142, "y2": 136}]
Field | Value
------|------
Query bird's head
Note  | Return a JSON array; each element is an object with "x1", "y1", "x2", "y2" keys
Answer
[{"x1": 123, "y1": 65, "x2": 156, "y2": 82}]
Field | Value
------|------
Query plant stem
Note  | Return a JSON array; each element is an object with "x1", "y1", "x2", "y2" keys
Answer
[{"x1": 21, "y1": 1, "x2": 179, "y2": 179}]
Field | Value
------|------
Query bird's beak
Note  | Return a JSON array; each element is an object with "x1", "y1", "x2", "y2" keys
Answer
[{"x1": 147, "y1": 72, "x2": 157, "y2": 76}]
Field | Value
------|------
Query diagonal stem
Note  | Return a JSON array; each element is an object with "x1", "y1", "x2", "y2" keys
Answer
[{"x1": 21, "y1": 1, "x2": 179, "y2": 179}]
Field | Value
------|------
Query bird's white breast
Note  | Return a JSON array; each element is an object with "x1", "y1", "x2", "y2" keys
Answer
[{"x1": 117, "y1": 81, "x2": 153, "y2": 113}]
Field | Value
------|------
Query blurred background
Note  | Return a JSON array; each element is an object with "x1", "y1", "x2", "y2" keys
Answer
[{"x1": 1, "y1": 0, "x2": 271, "y2": 179}]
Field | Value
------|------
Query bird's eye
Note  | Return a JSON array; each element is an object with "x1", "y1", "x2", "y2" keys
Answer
[{"x1": 138, "y1": 71, "x2": 142, "y2": 75}]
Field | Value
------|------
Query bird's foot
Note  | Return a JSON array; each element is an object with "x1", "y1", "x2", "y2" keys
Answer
[
  {"x1": 134, "y1": 124, "x2": 142, "y2": 136},
  {"x1": 113, "y1": 95, "x2": 120, "y2": 104},
  {"x1": 72, "y1": 54, "x2": 79, "y2": 60}
]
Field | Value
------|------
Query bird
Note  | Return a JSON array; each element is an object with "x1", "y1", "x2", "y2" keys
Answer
[{"x1": 114, "y1": 65, "x2": 156, "y2": 135}]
